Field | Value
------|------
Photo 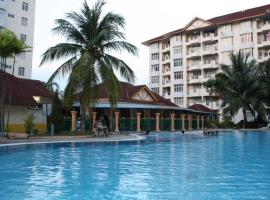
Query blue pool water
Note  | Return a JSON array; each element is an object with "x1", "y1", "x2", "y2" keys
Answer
[{"x1": 0, "y1": 131, "x2": 270, "y2": 200}]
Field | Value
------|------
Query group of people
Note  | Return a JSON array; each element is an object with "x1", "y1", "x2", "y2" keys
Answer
[{"x1": 93, "y1": 115, "x2": 110, "y2": 137}]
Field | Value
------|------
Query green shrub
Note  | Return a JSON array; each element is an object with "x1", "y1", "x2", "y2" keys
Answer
[
  {"x1": 24, "y1": 114, "x2": 36, "y2": 134},
  {"x1": 5, "y1": 127, "x2": 11, "y2": 133},
  {"x1": 48, "y1": 91, "x2": 64, "y2": 133}
]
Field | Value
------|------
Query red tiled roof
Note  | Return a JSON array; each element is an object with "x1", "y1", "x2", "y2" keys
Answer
[
  {"x1": 188, "y1": 104, "x2": 213, "y2": 113},
  {"x1": 208, "y1": 4, "x2": 270, "y2": 24},
  {"x1": 142, "y1": 4, "x2": 270, "y2": 45},
  {"x1": 0, "y1": 71, "x2": 52, "y2": 106},
  {"x1": 96, "y1": 82, "x2": 178, "y2": 107}
]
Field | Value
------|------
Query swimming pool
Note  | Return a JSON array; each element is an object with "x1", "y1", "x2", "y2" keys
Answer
[{"x1": 0, "y1": 131, "x2": 270, "y2": 200}]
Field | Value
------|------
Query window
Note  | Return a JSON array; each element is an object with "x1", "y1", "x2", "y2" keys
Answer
[
  {"x1": 151, "y1": 64, "x2": 159, "y2": 72},
  {"x1": 0, "y1": 26, "x2": 4, "y2": 32},
  {"x1": 220, "y1": 24, "x2": 232, "y2": 36},
  {"x1": 151, "y1": 43, "x2": 159, "y2": 49},
  {"x1": 174, "y1": 97, "x2": 184, "y2": 106},
  {"x1": 221, "y1": 51, "x2": 233, "y2": 64},
  {"x1": 21, "y1": 17, "x2": 28, "y2": 26},
  {"x1": 151, "y1": 87, "x2": 159, "y2": 95},
  {"x1": 175, "y1": 34, "x2": 181, "y2": 41},
  {"x1": 240, "y1": 33, "x2": 253, "y2": 43},
  {"x1": 173, "y1": 46, "x2": 182, "y2": 54},
  {"x1": 174, "y1": 71, "x2": 183, "y2": 79},
  {"x1": 22, "y1": 2, "x2": 29, "y2": 11},
  {"x1": 221, "y1": 37, "x2": 233, "y2": 50},
  {"x1": 20, "y1": 34, "x2": 27, "y2": 42},
  {"x1": 0, "y1": 9, "x2": 5, "y2": 22},
  {"x1": 1, "y1": 63, "x2": 11, "y2": 69},
  {"x1": 42, "y1": 104, "x2": 52, "y2": 116},
  {"x1": 151, "y1": 53, "x2": 159, "y2": 60},
  {"x1": 174, "y1": 59, "x2": 182, "y2": 67},
  {"x1": 151, "y1": 76, "x2": 159, "y2": 84},
  {"x1": 8, "y1": 13, "x2": 14, "y2": 18},
  {"x1": 240, "y1": 21, "x2": 251, "y2": 31},
  {"x1": 18, "y1": 67, "x2": 25, "y2": 76},
  {"x1": 18, "y1": 52, "x2": 26, "y2": 59},
  {"x1": 240, "y1": 48, "x2": 253, "y2": 57},
  {"x1": 174, "y1": 84, "x2": 183, "y2": 92}
]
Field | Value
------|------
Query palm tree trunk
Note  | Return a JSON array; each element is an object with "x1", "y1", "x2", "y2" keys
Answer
[
  {"x1": 12, "y1": 56, "x2": 16, "y2": 75},
  {"x1": 80, "y1": 99, "x2": 85, "y2": 134},
  {"x1": 3, "y1": 58, "x2": 6, "y2": 72},
  {"x1": 242, "y1": 108, "x2": 247, "y2": 129},
  {"x1": 6, "y1": 93, "x2": 11, "y2": 129}
]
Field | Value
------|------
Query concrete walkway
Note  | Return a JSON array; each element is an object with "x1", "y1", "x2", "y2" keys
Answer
[{"x1": 0, "y1": 134, "x2": 145, "y2": 146}]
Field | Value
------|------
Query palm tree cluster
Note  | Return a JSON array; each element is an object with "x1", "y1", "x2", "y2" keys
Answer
[
  {"x1": 0, "y1": 29, "x2": 30, "y2": 133},
  {"x1": 205, "y1": 52, "x2": 270, "y2": 128},
  {"x1": 40, "y1": 0, "x2": 138, "y2": 132},
  {"x1": 0, "y1": 29, "x2": 30, "y2": 74}
]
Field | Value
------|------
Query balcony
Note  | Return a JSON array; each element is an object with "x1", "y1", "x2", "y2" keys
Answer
[
  {"x1": 186, "y1": 50, "x2": 201, "y2": 58},
  {"x1": 163, "y1": 92, "x2": 171, "y2": 99},
  {"x1": 202, "y1": 75, "x2": 215, "y2": 82},
  {"x1": 187, "y1": 63, "x2": 201, "y2": 71},
  {"x1": 257, "y1": 39, "x2": 270, "y2": 48},
  {"x1": 186, "y1": 37, "x2": 201, "y2": 46},
  {"x1": 162, "y1": 66, "x2": 171, "y2": 74},
  {"x1": 257, "y1": 23, "x2": 270, "y2": 33},
  {"x1": 188, "y1": 90, "x2": 202, "y2": 97},
  {"x1": 162, "y1": 78, "x2": 171, "y2": 86},
  {"x1": 202, "y1": 46, "x2": 218, "y2": 55},
  {"x1": 258, "y1": 52, "x2": 270, "y2": 63},
  {"x1": 201, "y1": 33, "x2": 218, "y2": 43},
  {"x1": 162, "y1": 44, "x2": 170, "y2": 52},
  {"x1": 203, "y1": 60, "x2": 218, "y2": 69},
  {"x1": 162, "y1": 55, "x2": 170, "y2": 64},
  {"x1": 187, "y1": 76, "x2": 203, "y2": 84}
]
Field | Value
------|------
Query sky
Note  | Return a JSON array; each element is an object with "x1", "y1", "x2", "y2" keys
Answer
[{"x1": 32, "y1": 0, "x2": 270, "y2": 89}]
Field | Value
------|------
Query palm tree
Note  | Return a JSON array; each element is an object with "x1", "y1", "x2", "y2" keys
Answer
[
  {"x1": 258, "y1": 58, "x2": 270, "y2": 107},
  {"x1": 205, "y1": 52, "x2": 266, "y2": 128},
  {"x1": 40, "y1": 0, "x2": 138, "y2": 132},
  {"x1": 0, "y1": 29, "x2": 15, "y2": 71},
  {"x1": 11, "y1": 38, "x2": 30, "y2": 75}
]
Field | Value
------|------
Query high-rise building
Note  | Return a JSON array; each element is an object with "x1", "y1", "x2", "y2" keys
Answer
[
  {"x1": 143, "y1": 4, "x2": 270, "y2": 116},
  {"x1": 0, "y1": 0, "x2": 36, "y2": 79}
]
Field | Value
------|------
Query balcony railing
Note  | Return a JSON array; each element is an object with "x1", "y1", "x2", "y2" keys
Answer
[
  {"x1": 162, "y1": 67, "x2": 171, "y2": 73},
  {"x1": 162, "y1": 79, "x2": 171, "y2": 85}
]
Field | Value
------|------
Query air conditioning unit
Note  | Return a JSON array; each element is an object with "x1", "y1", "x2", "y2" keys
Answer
[{"x1": 28, "y1": 105, "x2": 41, "y2": 110}]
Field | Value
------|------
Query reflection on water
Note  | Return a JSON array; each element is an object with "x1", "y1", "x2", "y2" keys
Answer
[{"x1": 0, "y1": 131, "x2": 270, "y2": 200}]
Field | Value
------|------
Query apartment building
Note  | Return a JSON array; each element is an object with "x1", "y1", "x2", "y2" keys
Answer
[
  {"x1": 0, "y1": 0, "x2": 36, "y2": 79},
  {"x1": 143, "y1": 4, "x2": 270, "y2": 116}
]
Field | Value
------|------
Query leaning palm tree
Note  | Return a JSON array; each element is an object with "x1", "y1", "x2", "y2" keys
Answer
[
  {"x1": 40, "y1": 0, "x2": 138, "y2": 132},
  {"x1": 205, "y1": 52, "x2": 266, "y2": 128}
]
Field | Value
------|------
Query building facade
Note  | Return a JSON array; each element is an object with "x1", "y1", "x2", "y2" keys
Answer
[
  {"x1": 143, "y1": 4, "x2": 270, "y2": 118},
  {"x1": 0, "y1": 71, "x2": 52, "y2": 133},
  {"x1": 68, "y1": 82, "x2": 212, "y2": 132},
  {"x1": 0, "y1": 0, "x2": 36, "y2": 79}
]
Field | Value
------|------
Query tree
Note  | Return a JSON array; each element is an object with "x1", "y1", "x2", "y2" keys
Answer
[
  {"x1": 0, "y1": 29, "x2": 15, "y2": 71},
  {"x1": 40, "y1": 0, "x2": 138, "y2": 132},
  {"x1": 48, "y1": 90, "x2": 64, "y2": 133},
  {"x1": 0, "y1": 29, "x2": 17, "y2": 133},
  {"x1": 0, "y1": 29, "x2": 30, "y2": 133},
  {"x1": 11, "y1": 38, "x2": 30, "y2": 75},
  {"x1": 204, "y1": 52, "x2": 267, "y2": 128}
]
